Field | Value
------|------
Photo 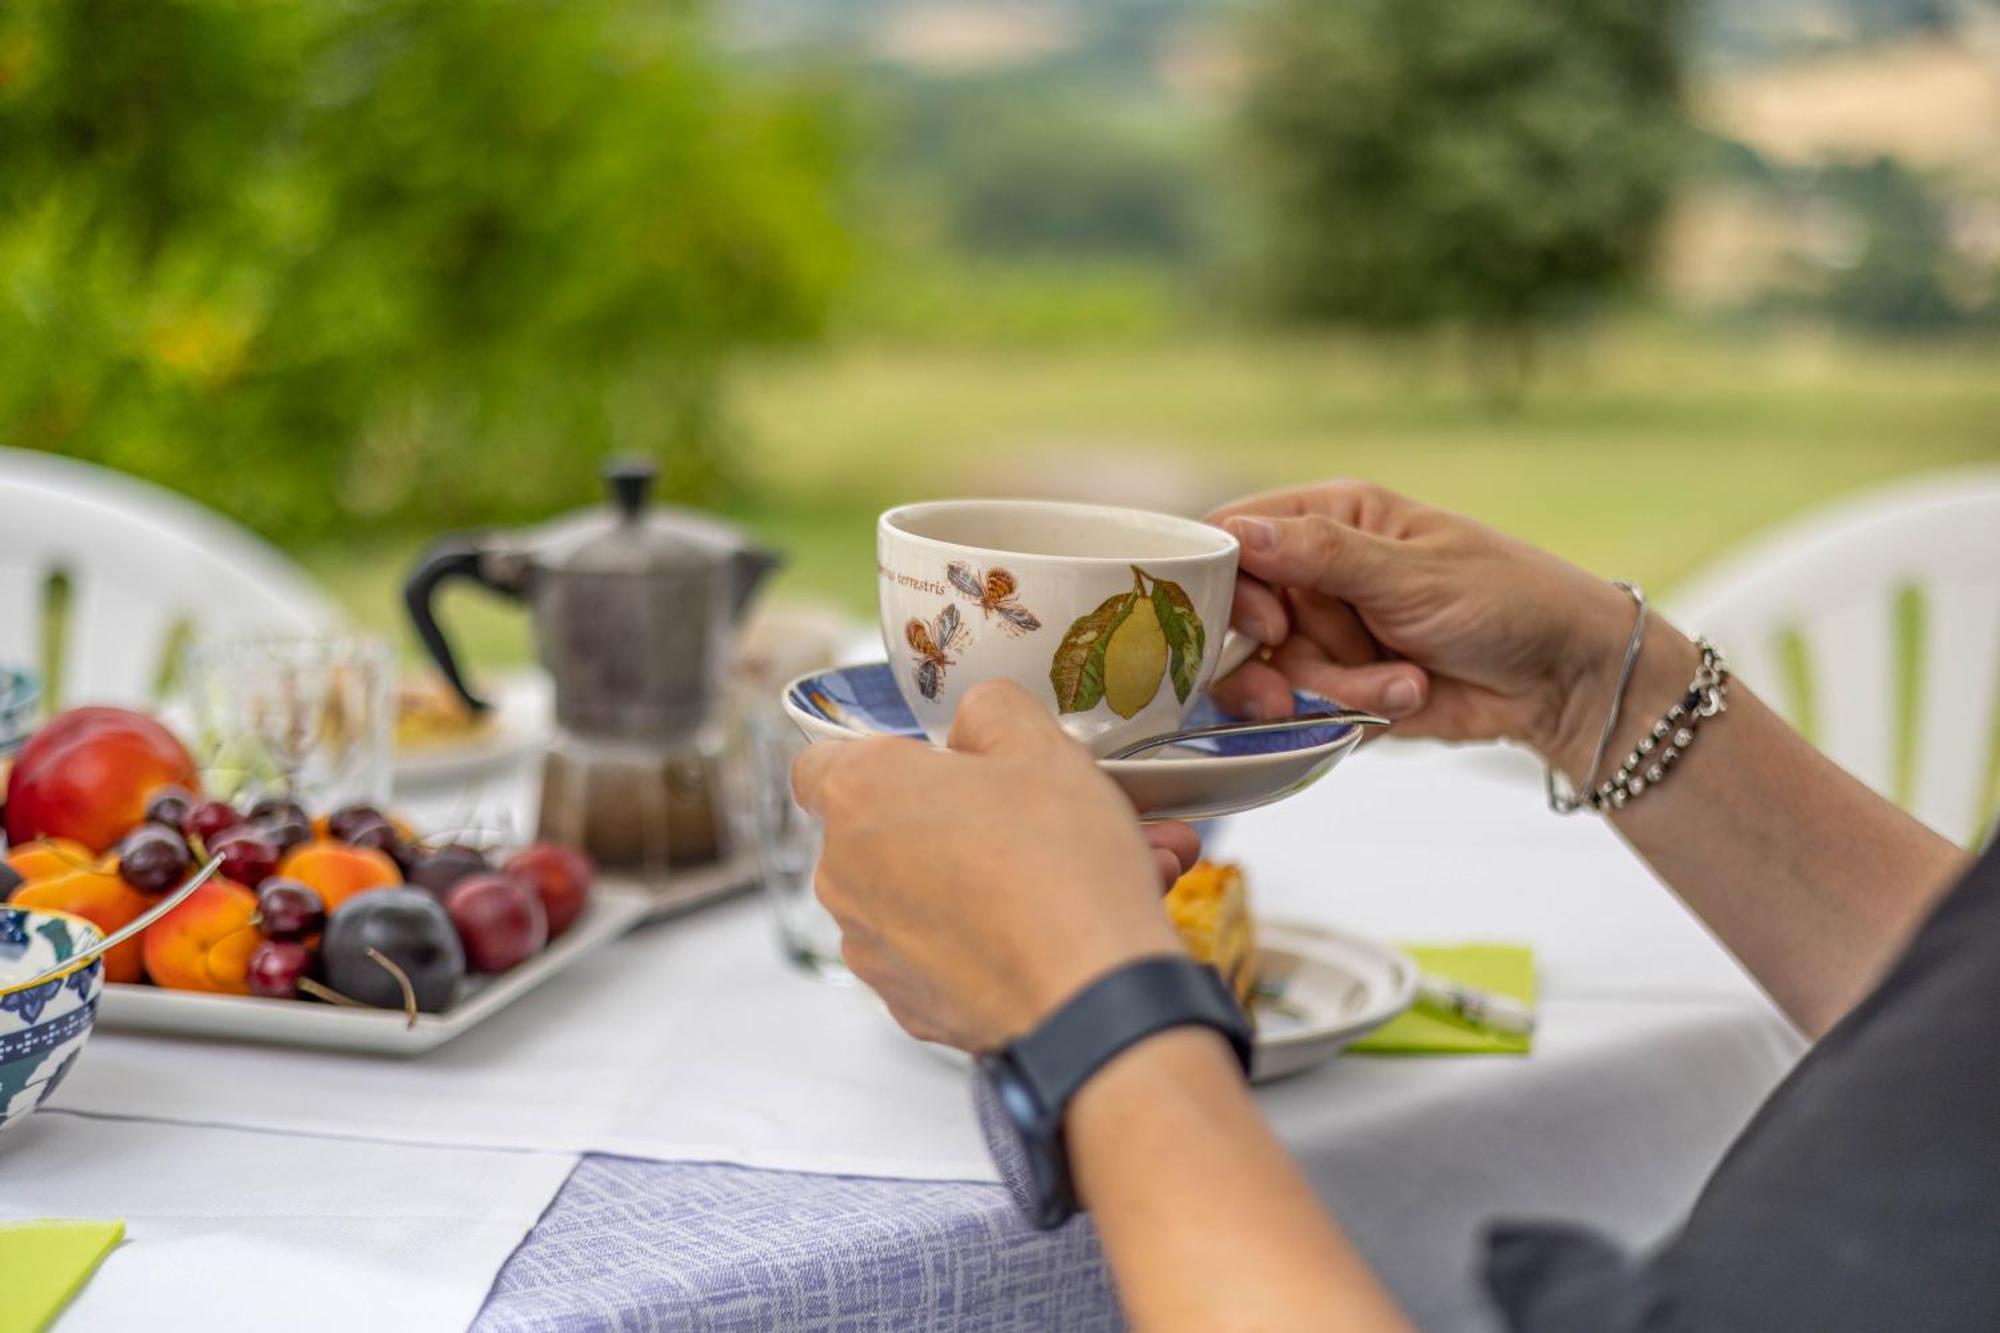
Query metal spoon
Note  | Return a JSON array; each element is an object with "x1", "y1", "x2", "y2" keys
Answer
[
  {"x1": 1102, "y1": 709, "x2": 1391, "y2": 761},
  {"x1": 6, "y1": 854, "x2": 226, "y2": 993}
]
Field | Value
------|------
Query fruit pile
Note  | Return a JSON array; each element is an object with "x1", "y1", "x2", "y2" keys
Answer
[{"x1": 2, "y1": 706, "x2": 593, "y2": 1017}]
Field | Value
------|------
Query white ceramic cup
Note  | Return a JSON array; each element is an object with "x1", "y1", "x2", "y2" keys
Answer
[{"x1": 878, "y1": 499, "x2": 1244, "y2": 752}]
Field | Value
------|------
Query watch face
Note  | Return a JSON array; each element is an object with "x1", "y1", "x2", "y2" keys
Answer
[
  {"x1": 971, "y1": 1057, "x2": 1075, "y2": 1229},
  {"x1": 972, "y1": 1063, "x2": 1038, "y2": 1215}
]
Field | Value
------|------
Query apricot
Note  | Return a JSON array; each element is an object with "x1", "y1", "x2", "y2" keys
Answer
[
  {"x1": 142, "y1": 878, "x2": 260, "y2": 994},
  {"x1": 13, "y1": 868, "x2": 153, "y2": 983},
  {"x1": 5, "y1": 706, "x2": 200, "y2": 852},
  {"x1": 278, "y1": 840, "x2": 402, "y2": 913},
  {"x1": 5, "y1": 837, "x2": 103, "y2": 884}
]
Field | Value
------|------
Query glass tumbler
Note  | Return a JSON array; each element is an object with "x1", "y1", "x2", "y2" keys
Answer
[
  {"x1": 744, "y1": 712, "x2": 849, "y2": 982},
  {"x1": 180, "y1": 635, "x2": 393, "y2": 811}
]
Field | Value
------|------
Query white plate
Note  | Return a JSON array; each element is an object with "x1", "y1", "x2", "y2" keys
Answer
[
  {"x1": 94, "y1": 884, "x2": 652, "y2": 1056},
  {"x1": 1248, "y1": 921, "x2": 1418, "y2": 1081},
  {"x1": 885, "y1": 919, "x2": 1417, "y2": 1084},
  {"x1": 393, "y1": 672, "x2": 552, "y2": 788},
  {"x1": 783, "y1": 663, "x2": 1370, "y2": 823}
]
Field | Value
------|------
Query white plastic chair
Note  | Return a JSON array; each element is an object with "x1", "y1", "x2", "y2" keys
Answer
[
  {"x1": 0, "y1": 448, "x2": 340, "y2": 708},
  {"x1": 1668, "y1": 468, "x2": 2000, "y2": 847}
]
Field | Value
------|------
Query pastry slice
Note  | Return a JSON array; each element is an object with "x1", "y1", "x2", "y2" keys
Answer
[{"x1": 1165, "y1": 860, "x2": 1257, "y2": 1014}]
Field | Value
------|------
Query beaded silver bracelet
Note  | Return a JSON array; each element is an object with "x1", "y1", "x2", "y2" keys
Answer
[{"x1": 1587, "y1": 637, "x2": 1730, "y2": 812}]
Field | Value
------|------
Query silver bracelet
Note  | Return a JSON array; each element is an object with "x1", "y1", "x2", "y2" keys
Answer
[
  {"x1": 1546, "y1": 581, "x2": 1648, "y2": 815},
  {"x1": 1587, "y1": 637, "x2": 1730, "y2": 812}
]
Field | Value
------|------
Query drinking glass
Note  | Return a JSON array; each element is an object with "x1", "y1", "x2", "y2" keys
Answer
[
  {"x1": 743, "y1": 712, "x2": 848, "y2": 982},
  {"x1": 180, "y1": 635, "x2": 393, "y2": 810}
]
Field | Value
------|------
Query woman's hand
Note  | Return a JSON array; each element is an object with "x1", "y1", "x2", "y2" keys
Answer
[
  {"x1": 1208, "y1": 481, "x2": 1645, "y2": 780},
  {"x1": 791, "y1": 681, "x2": 1192, "y2": 1052}
]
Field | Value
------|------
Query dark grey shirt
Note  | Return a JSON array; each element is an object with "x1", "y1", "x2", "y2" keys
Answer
[{"x1": 1486, "y1": 836, "x2": 2000, "y2": 1331}]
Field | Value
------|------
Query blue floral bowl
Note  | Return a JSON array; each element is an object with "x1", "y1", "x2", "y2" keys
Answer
[
  {"x1": 0, "y1": 905, "x2": 105, "y2": 1138},
  {"x1": 0, "y1": 666, "x2": 37, "y2": 759}
]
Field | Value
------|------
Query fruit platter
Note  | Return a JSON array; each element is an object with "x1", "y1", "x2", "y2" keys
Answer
[{"x1": 3, "y1": 705, "x2": 649, "y2": 1055}]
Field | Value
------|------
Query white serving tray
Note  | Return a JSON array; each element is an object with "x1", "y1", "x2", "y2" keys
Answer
[{"x1": 95, "y1": 884, "x2": 655, "y2": 1056}]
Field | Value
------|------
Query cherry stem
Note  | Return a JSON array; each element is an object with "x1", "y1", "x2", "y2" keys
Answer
[
  {"x1": 297, "y1": 977, "x2": 367, "y2": 1008},
  {"x1": 365, "y1": 946, "x2": 420, "y2": 1029}
]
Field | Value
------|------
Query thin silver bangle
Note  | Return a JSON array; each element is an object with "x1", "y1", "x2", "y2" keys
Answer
[{"x1": 1546, "y1": 581, "x2": 1647, "y2": 815}]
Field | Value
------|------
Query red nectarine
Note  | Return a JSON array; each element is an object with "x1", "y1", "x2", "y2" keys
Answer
[{"x1": 5, "y1": 707, "x2": 200, "y2": 853}]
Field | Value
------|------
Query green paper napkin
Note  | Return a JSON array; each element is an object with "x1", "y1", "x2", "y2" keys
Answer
[
  {"x1": 1348, "y1": 943, "x2": 1535, "y2": 1055},
  {"x1": 0, "y1": 1219, "x2": 124, "y2": 1333}
]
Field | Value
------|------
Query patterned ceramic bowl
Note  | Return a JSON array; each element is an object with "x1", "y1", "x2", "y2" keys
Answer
[
  {"x1": 0, "y1": 905, "x2": 105, "y2": 1137},
  {"x1": 0, "y1": 665, "x2": 38, "y2": 759}
]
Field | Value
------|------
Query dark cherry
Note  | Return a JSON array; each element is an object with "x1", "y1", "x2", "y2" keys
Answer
[
  {"x1": 256, "y1": 813, "x2": 315, "y2": 853},
  {"x1": 344, "y1": 818, "x2": 405, "y2": 862},
  {"x1": 186, "y1": 800, "x2": 242, "y2": 847},
  {"x1": 327, "y1": 804, "x2": 388, "y2": 844},
  {"x1": 118, "y1": 823, "x2": 195, "y2": 893},
  {"x1": 444, "y1": 873, "x2": 548, "y2": 973},
  {"x1": 143, "y1": 785, "x2": 199, "y2": 833},
  {"x1": 209, "y1": 825, "x2": 281, "y2": 888},
  {"x1": 408, "y1": 844, "x2": 488, "y2": 897},
  {"x1": 247, "y1": 797, "x2": 310, "y2": 827},
  {"x1": 387, "y1": 837, "x2": 425, "y2": 876},
  {"x1": 256, "y1": 878, "x2": 326, "y2": 940},
  {"x1": 247, "y1": 939, "x2": 315, "y2": 1000}
]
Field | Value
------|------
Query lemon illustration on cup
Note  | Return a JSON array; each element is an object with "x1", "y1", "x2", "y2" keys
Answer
[{"x1": 1050, "y1": 566, "x2": 1206, "y2": 719}]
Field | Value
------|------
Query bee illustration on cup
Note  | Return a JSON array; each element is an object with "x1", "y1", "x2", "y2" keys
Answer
[
  {"x1": 906, "y1": 603, "x2": 966, "y2": 701},
  {"x1": 947, "y1": 561, "x2": 1042, "y2": 637}
]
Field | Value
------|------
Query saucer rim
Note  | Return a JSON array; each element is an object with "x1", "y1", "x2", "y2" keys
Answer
[{"x1": 780, "y1": 662, "x2": 1366, "y2": 775}]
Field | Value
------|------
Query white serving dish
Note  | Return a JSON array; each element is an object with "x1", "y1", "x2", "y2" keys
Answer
[{"x1": 94, "y1": 883, "x2": 653, "y2": 1056}]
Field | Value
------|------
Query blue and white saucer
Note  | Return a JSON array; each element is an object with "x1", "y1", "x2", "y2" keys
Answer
[{"x1": 781, "y1": 662, "x2": 1366, "y2": 822}]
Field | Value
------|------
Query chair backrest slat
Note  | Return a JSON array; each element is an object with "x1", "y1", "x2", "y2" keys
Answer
[
  {"x1": 1803, "y1": 596, "x2": 1897, "y2": 800},
  {"x1": 0, "y1": 566, "x2": 41, "y2": 675},
  {"x1": 65, "y1": 573, "x2": 185, "y2": 705},
  {"x1": 1669, "y1": 468, "x2": 2000, "y2": 847},
  {"x1": 0, "y1": 448, "x2": 339, "y2": 709},
  {"x1": 1911, "y1": 578, "x2": 2000, "y2": 844}
]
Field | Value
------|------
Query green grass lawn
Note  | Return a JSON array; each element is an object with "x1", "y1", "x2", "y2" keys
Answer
[{"x1": 309, "y1": 320, "x2": 2000, "y2": 667}]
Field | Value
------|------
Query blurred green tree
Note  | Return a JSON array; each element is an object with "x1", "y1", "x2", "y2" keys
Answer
[
  {"x1": 1240, "y1": 0, "x2": 1687, "y2": 390},
  {"x1": 1815, "y1": 158, "x2": 1972, "y2": 330},
  {"x1": 0, "y1": 0, "x2": 849, "y2": 542}
]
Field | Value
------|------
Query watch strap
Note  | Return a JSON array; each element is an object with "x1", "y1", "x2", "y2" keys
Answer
[{"x1": 1009, "y1": 954, "x2": 1254, "y2": 1117}]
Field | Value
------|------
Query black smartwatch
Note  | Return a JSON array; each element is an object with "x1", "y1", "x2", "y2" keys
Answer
[{"x1": 971, "y1": 954, "x2": 1254, "y2": 1229}]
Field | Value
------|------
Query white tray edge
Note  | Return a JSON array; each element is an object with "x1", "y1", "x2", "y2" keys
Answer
[{"x1": 94, "y1": 884, "x2": 655, "y2": 1056}]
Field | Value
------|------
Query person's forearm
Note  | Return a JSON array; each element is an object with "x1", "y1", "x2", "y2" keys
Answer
[
  {"x1": 1552, "y1": 608, "x2": 1970, "y2": 1038},
  {"x1": 1065, "y1": 1028, "x2": 1410, "y2": 1332}
]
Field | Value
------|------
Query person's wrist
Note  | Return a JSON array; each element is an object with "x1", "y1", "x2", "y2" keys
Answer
[
  {"x1": 1013, "y1": 921, "x2": 1185, "y2": 1040},
  {"x1": 1064, "y1": 1025, "x2": 1240, "y2": 1151},
  {"x1": 1539, "y1": 580, "x2": 1647, "y2": 784},
  {"x1": 1545, "y1": 601, "x2": 1703, "y2": 792}
]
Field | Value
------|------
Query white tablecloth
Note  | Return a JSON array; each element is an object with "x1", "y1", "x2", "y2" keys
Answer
[
  {"x1": 20, "y1": 739, "x2": 1807, "y2": 1328},
  {"x1": 0, "y1": 1113, "x2": 575, "y2": 1331}
]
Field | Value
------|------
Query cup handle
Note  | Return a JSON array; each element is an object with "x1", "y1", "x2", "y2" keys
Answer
[{"x1": 1213, "y1": 630, "x2": 1261, "y2": 681}]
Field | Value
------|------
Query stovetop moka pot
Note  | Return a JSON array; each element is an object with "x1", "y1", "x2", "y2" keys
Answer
[{"x1": 404, "y1": 459, "x2": 780, "y2": 874}]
